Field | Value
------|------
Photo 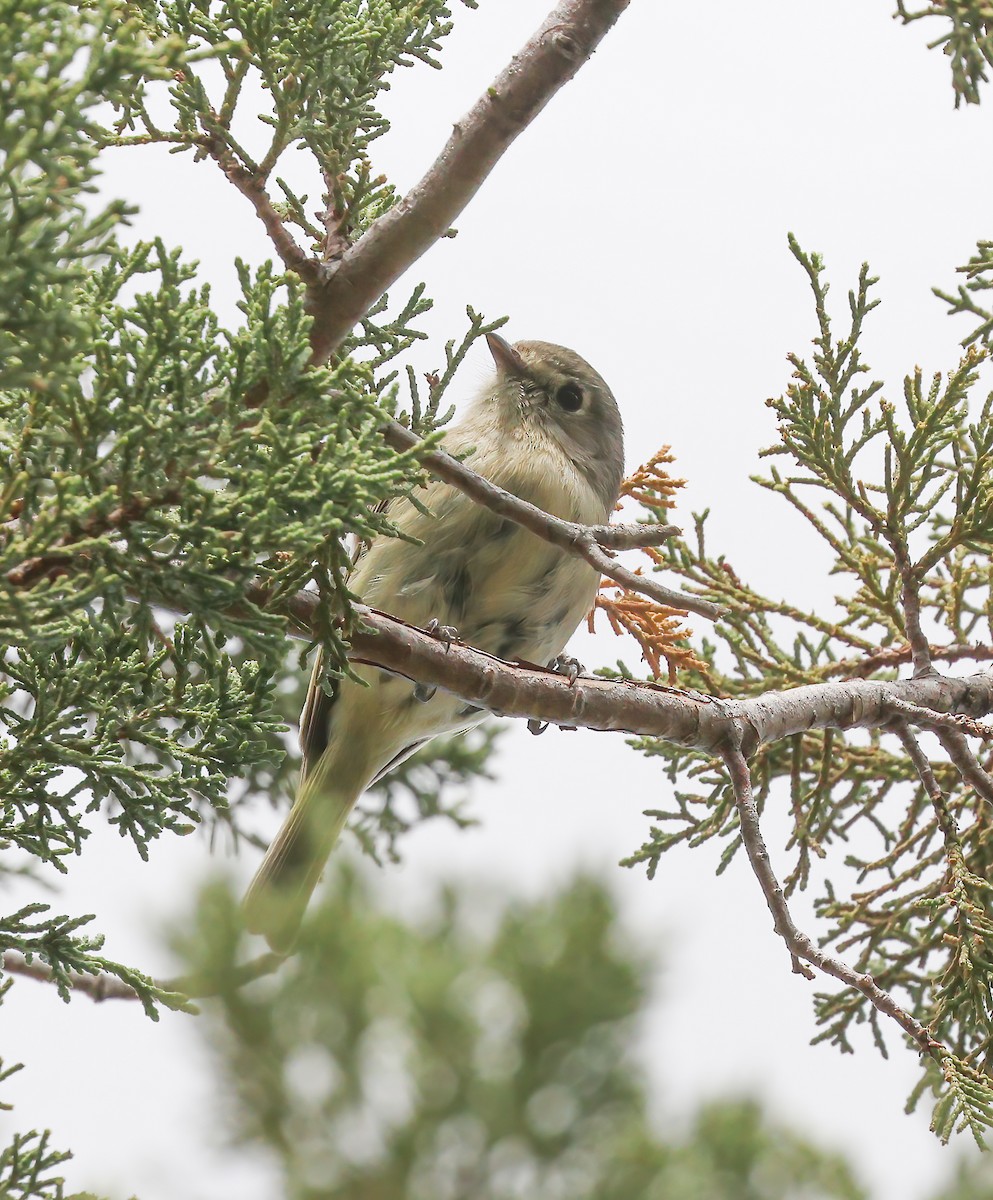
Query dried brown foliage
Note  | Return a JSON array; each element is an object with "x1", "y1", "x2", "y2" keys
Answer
[
  {"x1": 618, "y1": 444, "x2": 685, "y2": 512},
  {"x1": 589, "y1": 445, "x2": 702, "y2": 682}
]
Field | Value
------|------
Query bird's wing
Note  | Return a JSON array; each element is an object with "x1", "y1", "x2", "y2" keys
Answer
[
  {"x1": 296, "y1": 495, "x2": 389, "y2": 782},
  {"x1": 298, "y1": 472, "x2": 462, "y2": 782},
  {"x1": 297, "y1": 649, "x2": 336, "y2": 784},
  {"x1": 367, "y1": 739, "x2": 429, "y2": 787}
]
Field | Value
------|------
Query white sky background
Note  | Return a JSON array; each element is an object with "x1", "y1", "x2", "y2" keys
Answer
[{"x1": 5, "y1": 2, "x2": 993, "y2": 1197}]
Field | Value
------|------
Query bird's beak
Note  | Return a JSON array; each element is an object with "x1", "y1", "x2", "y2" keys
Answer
[{"x1": 486, "y1": 332, "x2": 528, "y2": 377}]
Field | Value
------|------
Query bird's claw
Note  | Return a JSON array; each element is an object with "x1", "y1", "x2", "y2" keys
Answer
[
  {"x1": 549, "y1": 654, "x2": 584, "y2": 686},
  {"x1": 426, "y1": 618, "x2": 459, "y2": 650},
  {"x1": 527, "y1": 718, "x2": 550, "y2": 736},
  {"x1": 413, "y1": 682, "x2": 437, "y2": 703}
]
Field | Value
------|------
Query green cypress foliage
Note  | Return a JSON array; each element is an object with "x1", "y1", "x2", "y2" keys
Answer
[
  {"x1": 622, "y1": 237, "x2": 993, "y2": 1143},
  {"x1": 5, "y1": 0, "x2": 993, "y2": 1191},
  {"x1": 896, "y1": 1, "x2": 993, "y2": 106},
  {"x1": 0, "y1": 0, "x2": 493, "y2": 1187}
]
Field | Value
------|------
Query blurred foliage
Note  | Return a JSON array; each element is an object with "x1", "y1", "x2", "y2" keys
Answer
[
  {"x1": 928, "y1": 1152, "x2": 993, "y2": 1199},
  {"x1": 175, "y1": 867, "x2": 867, "y2": 1200}
]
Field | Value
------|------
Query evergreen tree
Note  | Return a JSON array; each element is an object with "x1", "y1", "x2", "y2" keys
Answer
[
  {"x1": 176, "y1": 866, "x2": 868, "y2": 1200},
  {"x1": 4, "y1": 1, "x2": 993, "y2": 1193}
]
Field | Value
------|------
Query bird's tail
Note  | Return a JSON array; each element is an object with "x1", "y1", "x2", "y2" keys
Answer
[{"x1": 242, "y1": 777, "x2": 357, "y2": 954}]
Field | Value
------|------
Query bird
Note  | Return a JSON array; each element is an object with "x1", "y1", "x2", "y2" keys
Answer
[{"x1": 243, "y1": 333, "x2": 625, "y2": 951}]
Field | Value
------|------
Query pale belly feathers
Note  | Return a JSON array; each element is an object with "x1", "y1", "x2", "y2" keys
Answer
[{"x1": 312, "y1": 433, "x2": 608, "y2": 791}]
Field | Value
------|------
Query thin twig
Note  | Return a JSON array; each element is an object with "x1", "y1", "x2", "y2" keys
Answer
[
  {"x1": 896, "y1": 544, "x2": 934, "y2": 678},
  {"x1": 5, "y1": 490, "x2": 182, "y2": 589},
  {"x1": 721, "y1": 745, "x2": 815, "y2": 980},
  {"x1": 306, "y1": 0, "x2": 632, "y2": 362},
  {"x1": 203, "y1": 131, "x2": 319, "y2": 281},
  {"x1": 2, "y1": 952, "x2": 144, "y2": 1002},
  {"x1": 381, "y1": 420, "x2": 719, "y2": 619},
  {"x1": 891, "y1": 721, "x2": 961, "y2": 845},
  {"x1": 5, "y1": 443, "x2": 705, "y2": 622},
  {"x1": 720, "y1": 745, "x2": 943, "y2": 1054},
  {"x1": 822, "y1": 642, "x2": 993, "y2": 680},
  {"x1": 1, "y1": 949, "x2": 284, "y2": 1004},
  {"x1": 937, "y1": 728, "x2": 993, "y2": 807},
  {"x1": 885, "y1": 697, "x2": 993, "y2": 741},
  {"x1": 587, "y1": 521, "x2": 683, "y2": 548}
]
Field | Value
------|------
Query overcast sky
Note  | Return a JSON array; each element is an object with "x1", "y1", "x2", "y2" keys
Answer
[{"x1": 6, "y1": 3, "x2": 993, "y2": 1198}]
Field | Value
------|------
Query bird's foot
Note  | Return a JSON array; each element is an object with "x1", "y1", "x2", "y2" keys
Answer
[
  {"x1": 413, "y1": 682, "x2": 437, "y2": 703},
  {"x1": 548, "y1": 654, "x2": 584, "y2": 686},
  {"x1": 426, "y1": 618, "x2": 459, "y2": 650}
]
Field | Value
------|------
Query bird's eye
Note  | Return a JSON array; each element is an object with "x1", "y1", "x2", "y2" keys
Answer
[{"x1": 556, "y1": 382, "x2": 584, "y2": 412}]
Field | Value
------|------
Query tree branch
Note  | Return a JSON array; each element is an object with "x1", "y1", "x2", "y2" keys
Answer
[
  {"x1": 306, "y1": 0, "x2": 632, "y2": 363},
  {"x1": 4, "y1": 435, "x2": 713, "y2": 620},
  {"x1": 721, "y1": 745, "x2": 815, "y2": 980},
  {"x1": 720, "y1": 745, "x2": 942, "y2": 1054},
  {"x1": 5, "y1": 489, "x2": 182, "y2": 589},
  {"x1": 203, "y1": 131, "x2": 318, "y2": 281},
  {"x1": 891, "y1": 721, "x2": 962, "y2": 846},
  {"x1": 381, "y1": 420, "x2": 720, "y2": 619},
  {"x1": 885, "y1": 696, "x2": 993, "y2": 741},
  {"x1": 1, "y1": 949, "x2": 284, "y2": 1004},
  {"x1": 822, "y1": 641, "x2": 993, "y2": 680},
  {"x1": 1, "y1": 951, "x2": 144, "y2": 1002},
  {"x1": 896, "y1": 543, "x2": 934, "y2": 678},
  {"x1": 254, "y1": 584, "x2": 993, "y2": 755},
  {"x1": 937, "y1": 727, "x2": 993, "y2": 806}
]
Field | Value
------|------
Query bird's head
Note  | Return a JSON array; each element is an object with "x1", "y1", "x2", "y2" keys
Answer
[{"x1": 480, "y1": 332, "x2": 625, "y2": 511}]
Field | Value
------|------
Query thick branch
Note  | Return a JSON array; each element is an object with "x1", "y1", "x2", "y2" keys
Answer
[
  {"x1": 721, "y1": 746, "x2": 942, "y2": 1054},
  {"x1": 307, "y1": 0, "x2": 631, "y2": 362},
  {"x1": 257, "y1": 585, "x2": 993, "y2": 755},
  {"x1": 382, "y1": 420, "x2": 719, "y2": 619}
]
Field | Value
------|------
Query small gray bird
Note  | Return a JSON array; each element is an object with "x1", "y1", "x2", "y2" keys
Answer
[{"x1": 243, "y1": 334, "x2": 624, "y2": 951}]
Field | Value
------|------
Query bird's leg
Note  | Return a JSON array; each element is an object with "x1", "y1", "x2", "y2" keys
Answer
[{"x1": 548, "y1": 654, "x2": 584, "y2": 686}]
